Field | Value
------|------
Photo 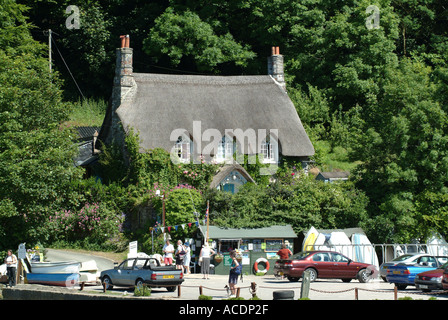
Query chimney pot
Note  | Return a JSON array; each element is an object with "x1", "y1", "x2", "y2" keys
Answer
[
  {"x1": 125, "y1": 34, "x2": 130, "y2": 48},
  {"x1": 120, "y1": 35, "x2": 130, "y2": 48},
  {"x1": 267, "y1": 46, "x2": 286, "y2": 91}
]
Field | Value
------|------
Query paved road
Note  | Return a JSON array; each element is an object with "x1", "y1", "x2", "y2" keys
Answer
[
  {"x1": 42, "y1": 250, "x2": 448, "y2": 300},
  {"x1": 84, "y1": 273, "x2": 448, "y2": 300},
  {"x1": 45, "y1": 249, "x2": 115, "y2": 272}
]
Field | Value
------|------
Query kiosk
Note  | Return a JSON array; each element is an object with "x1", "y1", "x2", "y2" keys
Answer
[{"x1": 196, "y1": 225, "x2": 297, "y2": 275}]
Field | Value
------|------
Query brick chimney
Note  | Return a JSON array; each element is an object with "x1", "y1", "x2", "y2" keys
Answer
[
  {"x1": 108, "y1": 35, "x2": 136, "y2": 147},
  {"x1": 114, "y1": 35, "x2": 134, "y2": 94},
  {"x1": 267, "y1": 46, "x2": 286, "y2": 91}
]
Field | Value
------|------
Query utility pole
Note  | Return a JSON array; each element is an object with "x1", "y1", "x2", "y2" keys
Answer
[
  {"x1": 48, "y1": 29, "x2": 52, "y2": 74},
  {"x1": 206, "y1": 200, "x2": 209, "y2": 243}
]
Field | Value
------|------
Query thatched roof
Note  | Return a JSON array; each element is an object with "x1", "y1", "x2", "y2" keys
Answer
[
  {"x1": 209, "y1": 164, "x2": 256, "y2": 189},
  {"x1": 102, "y1": 72, "x2": 314, "y2": 158}
]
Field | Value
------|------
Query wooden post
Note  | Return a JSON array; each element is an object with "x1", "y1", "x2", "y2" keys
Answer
[
  {"x1": 300, "y1": 270, "x2": 311, "y2": 299},
  {"x1": 199, "y1": 285, "x2": 203, "y2": 296},
  {"x1": 236, "y1": 287, "x2": 241, "y2": 298},
  {"x1": 16, "y1": 259, "x2": 23, "y2": 284},
  {"x1": 394, "y1": 285, "x2": 398, "y2": 300},
  {"x1": 48, "y1": 29, "x2": 52, "y2": 73},
  {"x1": 251, "y1": 282, "x2": 257, "y2": 298},
  {"x1": 177, "y1": 285, "x2": 181, "y2": 298},
  {"x1": 103, "y1": 282, "x2": 107, "y2": 293},
  {"x1": 354, "y1": 287, "x2": 358, "y2": 300}
]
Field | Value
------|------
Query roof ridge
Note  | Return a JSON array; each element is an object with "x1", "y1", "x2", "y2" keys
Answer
[{"x1": 133, "y1": 72, "x2": 274, "y2": 85}]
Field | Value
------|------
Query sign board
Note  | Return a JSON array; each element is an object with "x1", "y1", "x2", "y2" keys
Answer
[
  {"x1": 18, "y1": 243, "x2": 26, "y2": 259},
  {"x1": 129, "y1": 241, "x2": 138, "y2": 256}
]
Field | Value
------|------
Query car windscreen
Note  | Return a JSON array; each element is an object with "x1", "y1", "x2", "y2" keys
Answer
[
  {"x1": 290, "y1": 252, "x2": 313, "y2": 260},
  {"x1": 391, "y1": 254, "x2": 414, "y2": 262}
]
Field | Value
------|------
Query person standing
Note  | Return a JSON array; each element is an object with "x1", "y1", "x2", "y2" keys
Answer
[
  {"x1": 175, "y1": 240, "x2": 185, "y2": 270},
  {"x1": 163, "y1": 239, "x2": 174, "y2": 266},
  {"x1": 199, "y1": 242, "x2": 215, "y2": 279},
  {"x1": 5, "y1": 250, "x2": 17, "y2": 287},
  {"x1": 182, "y1": 242, "x2": 191, "y2": 275},
  {"x1": 277, "y1": 244, "x2": 292, "y2": 260},
  {"x1": 228, "y1": 250, "x2": 240, "y2": 297}
]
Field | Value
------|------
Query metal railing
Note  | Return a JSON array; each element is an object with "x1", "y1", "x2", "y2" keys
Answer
[{"x1": 308, "y1": 243, "x2": 448, "y2": 268}]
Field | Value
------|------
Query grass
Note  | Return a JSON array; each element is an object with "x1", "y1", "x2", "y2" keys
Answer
[{"x1": 66, "y1": 98, "x2": 107, "y2": 127}]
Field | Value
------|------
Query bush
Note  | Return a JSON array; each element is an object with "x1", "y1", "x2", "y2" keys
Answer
[
  {"x1": 198, "y1": 295, "x2": 213, "y2": 300},
  {"x1": 47, "y1": 202, "x2": 125, "y2": 250},
  {"x1": 134, "y1": 284, "x2": 151, "y2": 297}
]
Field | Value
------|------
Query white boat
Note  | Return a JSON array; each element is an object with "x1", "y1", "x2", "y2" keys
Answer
[
  {"x1": 313, "y1": 233, "x2": 333, "y2": 251},
  {"x1": 427, "y1": 233, "x2": 448, "y2": 256},
  {"x1": 79, "y1": 260, "x2": 99, "y2": 284},
  {"x1": 328, "y1": 232, "x2": 353, "y2": 259},
  {"x1": 302, "y1": 226, "x2": 319, "y2": 251},
  {"x1": 30, "y1": 261, "x2": 80, "y2": 274},
  {"x1": 351, "y1": 233, "x2": 379, "y2": 267}
]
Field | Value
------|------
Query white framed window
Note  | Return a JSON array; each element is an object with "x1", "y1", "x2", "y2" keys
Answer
[
  {"x1": 216, "y1": 135, "x2": 234, "y2": 163},
  {"x1": 260, "y1": 135, "x2": 278, "y2": 164},
  {"x1": 174, "y1": 134, "x2": 191, "y2": 163}
]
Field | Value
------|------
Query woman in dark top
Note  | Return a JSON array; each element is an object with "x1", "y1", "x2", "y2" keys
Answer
[{"x1": 228, "y1": 250, "x2": 240, "y2": 297}]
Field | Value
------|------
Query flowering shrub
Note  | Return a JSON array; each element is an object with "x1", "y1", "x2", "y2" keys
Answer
[{"x1": 48, "y1": 202, "x2": 124, "y2": 246}]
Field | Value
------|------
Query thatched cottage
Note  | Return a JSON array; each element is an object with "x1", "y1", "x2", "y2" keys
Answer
[{"x1": 98, "y1": 35, "x2": 314, "y2": 193}]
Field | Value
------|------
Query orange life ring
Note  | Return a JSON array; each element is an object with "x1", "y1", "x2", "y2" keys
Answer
[{"x1": 254, "y1": 258, "x2": 270, "y2": 274}]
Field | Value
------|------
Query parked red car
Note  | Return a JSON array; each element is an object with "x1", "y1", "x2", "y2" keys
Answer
[
  {"x1": 443, "y1": 268, "x2": 448, "y2": 290},
  {"x1": 274, "y1": 251, "x2": 377, "y2": 283},
  {"x1": 415, "y1": 265, "x2": 447, "y2": 292}
]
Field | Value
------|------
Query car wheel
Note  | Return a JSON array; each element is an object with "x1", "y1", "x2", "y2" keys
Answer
[
  {"x1": 102, "y1": 276, "x2": 113, "y2": 290},
  {"x1": 304, "y1": 268, "x2": 317, "y2": 282},
  {"x1": 287, "y1": 276, "x2": 300, "y2": 282},
  {"x1": 166, "y1": 286, "x2": 177, "y2": 292},
  {"x1": 357, "y1": 269, "x2": 373, "y2": 283}
]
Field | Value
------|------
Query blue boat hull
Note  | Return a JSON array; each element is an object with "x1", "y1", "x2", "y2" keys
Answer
[{"x1": 27, "y1": 273, "x2": 79, "y2": 287}]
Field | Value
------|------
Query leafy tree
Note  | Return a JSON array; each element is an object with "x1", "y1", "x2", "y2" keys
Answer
[
  {"x1": 143, "y1": 7, "x2": 256, "y2": 73},
  {"x1": 0, "y1": 0, "x2": 84, "y2": 247},
  {"x1": 207, "y1": 177, "x2": 369, "y2": 236},
  {"x1": 352, "y1": 58, "x2": 448, "y2": 242}
]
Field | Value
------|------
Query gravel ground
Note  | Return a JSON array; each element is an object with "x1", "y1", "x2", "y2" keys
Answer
[
  {"x1": 39, "y1": 249, "x2": 448, "y2": 300},
  {"x1": 81, "y1": 273, "x2": 448, "y2": 300}
]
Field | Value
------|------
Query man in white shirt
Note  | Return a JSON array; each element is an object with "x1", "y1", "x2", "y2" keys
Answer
[
  {"x1": 163, "y1": 240, "x2": 174, "y2": 266},
  {"x1": 5, "y1": 250, "x2": 17, "y2": 287}
]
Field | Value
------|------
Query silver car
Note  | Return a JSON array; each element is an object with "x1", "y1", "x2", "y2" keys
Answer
[
  {"x1": 100, "y1": 257, "x2": 184, "y2": 292},
  {"x1": 380, "y1": 253, "x2": 431, "y2": 281}
]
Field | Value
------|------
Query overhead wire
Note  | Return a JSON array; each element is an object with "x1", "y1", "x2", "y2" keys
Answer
[{"x1": 48, "y1": 31, "x2": 85, "y2": 99}]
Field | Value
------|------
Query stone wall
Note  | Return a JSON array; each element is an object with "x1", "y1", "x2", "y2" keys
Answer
[{"x1": 2, "y1": 284, "x2": 170, "y2": 300}]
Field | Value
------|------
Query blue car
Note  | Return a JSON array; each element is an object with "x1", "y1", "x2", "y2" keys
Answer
[{"x1": 386, "y1": 255, "x2": 448, "y2": 290}]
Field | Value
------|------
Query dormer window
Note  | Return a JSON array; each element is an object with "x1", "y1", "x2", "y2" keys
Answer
[
  {"x1": 174, "y1": 134, "x2": 191, "y2": 163},
  {"x1": 260, "y1": 135, "x2": 278, "y2": 164},
  {"x1": 216, "y1": 135, "x2": 234, "y2": 163}
]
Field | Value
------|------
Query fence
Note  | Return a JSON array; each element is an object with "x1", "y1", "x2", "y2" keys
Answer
[
  {"x1": 176, "y1": 282, "x2": 448, "y2": 300},
  {"x1": 310, "y1": 243, "x2": 448, "y2": 268}
]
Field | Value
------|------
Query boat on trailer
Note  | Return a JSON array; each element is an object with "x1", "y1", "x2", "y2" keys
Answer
[
  {"x1": 30, "y1": 261, "x2": 80, "y2": 274},
  {"x1": 26, "y1": 273, "x2": 79, "y2": 287}
]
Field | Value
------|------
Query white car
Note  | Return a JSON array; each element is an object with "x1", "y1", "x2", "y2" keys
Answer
[{"x1": 380, "y1": 253, "x2": 431, "y2": 281}]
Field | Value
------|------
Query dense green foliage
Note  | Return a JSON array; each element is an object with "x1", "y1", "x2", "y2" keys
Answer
[{"x1": 1, "y1": 0, "x2": 447, "y2": 253}]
